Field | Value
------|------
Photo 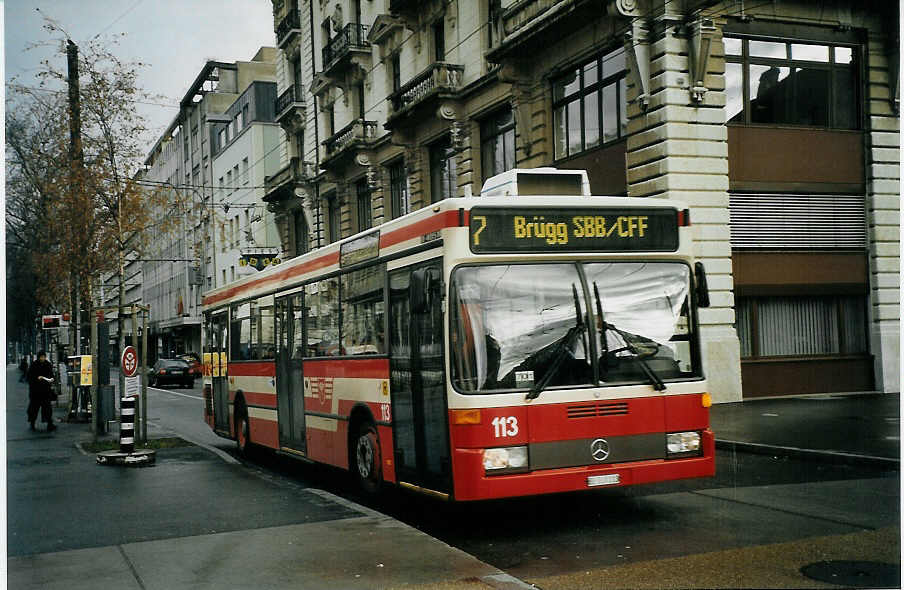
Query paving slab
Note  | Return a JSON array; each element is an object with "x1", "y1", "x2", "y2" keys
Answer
[
  {"x1": 712, "y1": 393, "x2": 900, "y2": 462},
  {"x1": 7, "y1": 546, "x2": 144, "y2": 590},
  {"x1": 695, "y1": 477, "x2": 900, "y2": 530}
]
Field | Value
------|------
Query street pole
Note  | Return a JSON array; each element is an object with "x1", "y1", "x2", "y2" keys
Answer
[
  {"x1": 90, "y1": 312, "x2": 98, "y2": 440},
  {"x1": 130, "y1": 307, "x2": 140, "y2": 444},
  {"x1": 141, "y1": 308, "x2": 148, "y2": 443},
  {"x1": 66, "y1": 39, "x2": 84, "y2": 363}
]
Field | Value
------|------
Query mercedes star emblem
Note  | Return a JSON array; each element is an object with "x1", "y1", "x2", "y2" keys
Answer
[{"x1": 590, "y1": 438, "x2": 610, "y2": 462}]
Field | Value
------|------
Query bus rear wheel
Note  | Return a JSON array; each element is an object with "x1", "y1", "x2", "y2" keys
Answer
[
  {"x1": 354, "y1": 422, "x2": 382, "y2": 495},
  {"x1": 235, "y1": 403, "x2": 251, "y2": 457}
]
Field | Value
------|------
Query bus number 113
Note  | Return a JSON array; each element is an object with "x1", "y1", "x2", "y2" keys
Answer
[{"x1": 492, "y1": 416, "x2": 518, "y2": 438}]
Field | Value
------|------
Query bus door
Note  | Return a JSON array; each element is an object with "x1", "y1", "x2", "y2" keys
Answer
[
  {"x1": 389, "y1": 261, "x2": 451, "y2": 495},
  {"x1": 276, "y1": 294, "x2": 306, "y2": 453},
  {"x1": 209, "y1": 311, "x2": 230, "y2": 434}
]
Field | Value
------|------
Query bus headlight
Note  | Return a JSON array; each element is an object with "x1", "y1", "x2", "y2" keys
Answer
[
  {"x1": 483, "y1": 446, "x2": 529, "y2": 474},
  {"x1": 666, "y1": 431, "x2": 702, "y2": 457}
]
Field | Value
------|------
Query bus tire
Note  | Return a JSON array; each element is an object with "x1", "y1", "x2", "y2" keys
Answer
[
  {"x1": 353, "y1": 421, "x2": 382, "y2": 495},
  {"x1": 235, "y1": 401, "x2": 251, "y2": 457}
]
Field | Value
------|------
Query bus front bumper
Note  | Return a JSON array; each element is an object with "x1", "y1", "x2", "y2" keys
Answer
[{"x1": 451, "y1": 429, "x2": 715, "y2": 501}]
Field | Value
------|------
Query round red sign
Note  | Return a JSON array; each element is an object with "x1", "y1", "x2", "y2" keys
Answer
[{"x1": 121, "y1": 346, "x2": 138, "y2": 377}]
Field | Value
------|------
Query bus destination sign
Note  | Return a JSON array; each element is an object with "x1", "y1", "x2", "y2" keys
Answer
[{"x1": 468, "y1": 207, "x2": 680, "y2": 253}]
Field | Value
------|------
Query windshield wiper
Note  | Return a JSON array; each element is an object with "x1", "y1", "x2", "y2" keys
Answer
[
  {"x1": 592, "y1": 282, "x2": 608, "y2": 380},
  {"x1": 606, "y1": 323, "x2": 666, "y2": 391},
  {"x1": 526, "y1": 284, "x2": 585, "y2": 401}
]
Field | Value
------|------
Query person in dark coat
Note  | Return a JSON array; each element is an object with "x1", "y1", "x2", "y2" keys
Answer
[{"x1": 27, "y1": 350, "x2": 56, "y2": 432}]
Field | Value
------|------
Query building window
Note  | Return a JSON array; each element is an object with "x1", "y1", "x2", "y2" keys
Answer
[
  {"x1": 356, "y1": 81, "x2": 366, "y2": 120},
  {"x1": 242, "y1": 103, "x2": 250, "y2": 125},
  {"x1": 327, "y1": 103, "x2": 335, "y2": 137},
  {"x1": 480, "y1": 108, "x2": 515, "y2": 181},
  {"x1": 388, "y1": 160, "x2": 409, "y2": 219},
  {"x1": 736, "y1": 295, "x2": 867, "y2": 358},
  {"x1": 433, "y1": 19, "x2": 445, "y2": 62},
  {"x1": 242, "y1": 158, "x2": 249, "y2": 184},
  {"x1": 292, "y1": 57, "x2": 303, "y2": 90},
  {"x1": 327, "y1": 194, "x2": 340, "y2": 243},
  {"x1": 295, "y1": 131, "x2": 304, "y2": 159},
  {"x1": 226, "y1": 170, "x2": 233, "y2": 193},
  {"x1": 391, "y1": 53, "x2": 401, "y2": 93},
  {"x1": 552, "y1": 47, "x2": 628, "y2": 160},
  {"x1": 429, "y1": 136, "x2": 457, "y2": 202},
  {"x1": 724, "y1": 36, "x2": 858, "y2": 129},
  {"x1": 293, "y1": 209, "x2": 309, "y2": 256},
  {"x1": 355, "y1": 178, "x2": 372, "y2": 231},
  {"x1": 235, "y1": 110, "x2": 243, "y2": 132},
  {"x1": 218, "y1": 128, "x2": 227, "y2": 151},
  {"x1": 233, "y1": 165, "x2": 239, "y2": 190}
]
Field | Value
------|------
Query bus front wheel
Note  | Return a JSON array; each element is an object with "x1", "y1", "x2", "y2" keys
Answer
[{"x1": 354, "y1": 421, "x2": 382, "y2": 495}]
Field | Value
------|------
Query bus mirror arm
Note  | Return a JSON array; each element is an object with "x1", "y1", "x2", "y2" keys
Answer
[{"x1": 694, "y1": 262, "x2": 711, "y2": 308}]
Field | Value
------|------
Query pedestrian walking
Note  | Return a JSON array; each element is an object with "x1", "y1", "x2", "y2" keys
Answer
[
  {"x1": 27, "y1": 350, "x2": 56, "y2": 432},
  {"x1": 18, "y1": 357, "x2": 28, "y2": 383}
]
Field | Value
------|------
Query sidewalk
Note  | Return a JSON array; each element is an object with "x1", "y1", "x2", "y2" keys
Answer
[{"x1": 711, "y1": 391, "x2": 900, "y2": 467}]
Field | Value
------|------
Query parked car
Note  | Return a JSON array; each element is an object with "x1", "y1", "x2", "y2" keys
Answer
[
  {"x1": 148, "y1": 358, "x2": 194, "y2": 388},
  {"x1": 180, "y1": 353, "x2": 201, "y2": 377}
]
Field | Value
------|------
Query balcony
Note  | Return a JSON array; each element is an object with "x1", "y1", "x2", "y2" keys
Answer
[
  {"x1": 275, "y1": 84, "x2": 306, "y2": 131},
  {"x1": 264, "y1": 158, "x2": 316, "y2": 209},
  {"x1": 321, "y1": 119, "x2": 378, "y2": 170},
  {"x1": 322, "y1": 23, "x2": 371, "y2": 71},
  {"x1": 486, "y1": 0, "x2": 602, "y2": 63},
  {"x1": 385, "y1": 62, "x2": 464, "y2": 130},
  {"x1": 276, "y1": 7, "x2": 301, "y2": 48}
]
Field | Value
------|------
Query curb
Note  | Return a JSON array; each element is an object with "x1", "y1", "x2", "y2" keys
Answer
[{"x1": 716, "y1": 439, "x2": 900, "y2": 469}]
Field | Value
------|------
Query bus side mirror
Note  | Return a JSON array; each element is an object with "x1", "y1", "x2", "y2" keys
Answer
[
  {"x1": 411, "y1": 267, "x2": 440, "y2": 314},
  {"x1": 694, "y1": 262, "x2": 711, "y2": 308}
]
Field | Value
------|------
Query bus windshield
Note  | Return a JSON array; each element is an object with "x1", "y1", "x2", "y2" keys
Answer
[{"x1": 450, "y1": 262, "x2": 698, "y2": 393}]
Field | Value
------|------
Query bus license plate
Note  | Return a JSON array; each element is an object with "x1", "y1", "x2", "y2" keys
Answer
[{"x1": 587, "y1": 474, "x2": 620, "y2": 487}]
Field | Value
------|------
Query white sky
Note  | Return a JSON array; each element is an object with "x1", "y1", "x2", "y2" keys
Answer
[{"x1": 4, "y1": 0, "x2": 277, "y2": 148}]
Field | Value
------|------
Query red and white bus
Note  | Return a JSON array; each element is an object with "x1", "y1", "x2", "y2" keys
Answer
[{"x1": 201, "y1": 168, "x2": 715, "y2": 501}]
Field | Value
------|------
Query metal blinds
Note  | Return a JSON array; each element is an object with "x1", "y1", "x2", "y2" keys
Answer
[
  {"x1": 735, "y1": 295, "x2": 868, "y2": 358},
  {"x1": 729, "y1": 194, "x2": 866, "y2": 249}
]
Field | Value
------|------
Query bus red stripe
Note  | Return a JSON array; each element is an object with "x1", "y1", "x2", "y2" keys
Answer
[
  {"x1": 302, "y1": 358, "x2": 389, "y2": 379},
  {"x1": 243, "y1": 392, "x2": 276, "y2": 407},
  {"x1": 203, "y1": 251, "x2": 339, "y2": 306},
  {"x1": 380, "y1": 210, "x2": 460, "y2": 248},
  {"x1": 204, "y1": 209, "x2": 461, "y2": 308},
  {"x1": 226, "y1": 361, "x2": 276, "y2": 377}
]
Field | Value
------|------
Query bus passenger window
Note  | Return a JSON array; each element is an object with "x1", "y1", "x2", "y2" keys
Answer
[
  {"x1": 257, "y1": 295, "x2": 276, "y2": 360},
  {"x1": 306, "y1": 278, "x2": 340, "y2": 357},
  {"x1": 230, "y1": 302, "x2": 252, "y2": 361},
  {"x1": 341, "y1": 265, "x2": 386, "y2": 355}
]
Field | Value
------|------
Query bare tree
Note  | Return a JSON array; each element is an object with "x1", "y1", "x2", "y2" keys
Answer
[{"x1": 6, "y1": 20, "x2": 181, "y2": 368}]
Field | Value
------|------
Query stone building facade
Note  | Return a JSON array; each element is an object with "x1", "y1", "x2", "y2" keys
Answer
[
  {"x1": 264, "y1": 0, "x2": 899, "y2": 401},
  {"x1": 141, "y1": 48, "x2": 285, "y2": 359}
]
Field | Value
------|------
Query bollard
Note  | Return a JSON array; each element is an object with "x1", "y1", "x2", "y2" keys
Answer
[
  {"x1": 96, "y1": 395, "x2": 155, "y2": 467},
  {"x1": 120, "y1": 396, "x2": 135, "y2": 453}
]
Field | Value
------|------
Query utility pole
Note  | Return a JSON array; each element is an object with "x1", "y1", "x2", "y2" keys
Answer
[{"x1": 67, "y1": 39, "x2": 83, "y2": 359}]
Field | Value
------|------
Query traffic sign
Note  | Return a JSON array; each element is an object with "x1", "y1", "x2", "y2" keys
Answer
[{"x1": 121, "y1": 346, "x2": 138, "y2": 377}]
